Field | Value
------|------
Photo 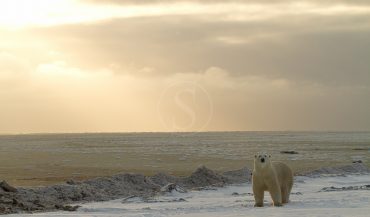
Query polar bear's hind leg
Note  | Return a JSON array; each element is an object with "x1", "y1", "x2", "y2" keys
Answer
[
  {"x1": 268, "y1": 180, "x2": 282, "y2": 206},
  {"x1": 281, "y1": 185, "x2": 289, "y2": 203}
]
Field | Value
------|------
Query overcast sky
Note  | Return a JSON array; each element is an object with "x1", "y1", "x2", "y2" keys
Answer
[{"x1": 1, "y1": 0, "x2": 370, "y2": 133}]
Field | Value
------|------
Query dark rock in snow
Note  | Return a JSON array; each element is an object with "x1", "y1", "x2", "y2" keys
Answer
[
  {"x1": 352, "y1": 160, "x2": 363, "y2": 163},
  {"x1": 320, "y1": 185, "x2": 370, "y2": 192},
  {"x1": 0, "y1": 181, "x2": 17, "y2": 192},
  {"x1": 280, "y1": 151, "x2": 299, "y2": 154}
]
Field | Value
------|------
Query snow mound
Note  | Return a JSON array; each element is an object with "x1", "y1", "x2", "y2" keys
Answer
[{"x1": 297, "y1": 163, "x2": 370, "y2": 177}]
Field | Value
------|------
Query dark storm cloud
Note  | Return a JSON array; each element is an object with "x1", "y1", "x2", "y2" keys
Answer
[{"x1": 31, "y1": 9, "x2": 370, "y2": 87}]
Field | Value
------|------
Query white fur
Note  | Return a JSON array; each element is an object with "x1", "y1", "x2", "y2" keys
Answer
[{"x1": 252, "y1": 152, "x2": 293, "y2": 207}]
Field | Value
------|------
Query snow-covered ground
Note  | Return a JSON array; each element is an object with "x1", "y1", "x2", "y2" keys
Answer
[{"x1": 8, "y1": 175, "x2": 370, "y2": 217}]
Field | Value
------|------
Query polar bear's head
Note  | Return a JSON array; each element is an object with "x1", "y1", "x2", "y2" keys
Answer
[{"x1": 254, "y1": 152, "x2": 271, "y2": 169}]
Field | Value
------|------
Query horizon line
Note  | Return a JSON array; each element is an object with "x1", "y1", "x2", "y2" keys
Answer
[{"x1": 1, "y1": 130, "x2": 370, "y2": 136}]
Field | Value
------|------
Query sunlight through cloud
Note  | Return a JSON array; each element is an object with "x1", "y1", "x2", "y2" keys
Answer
[{"x1": 1, "y1": 0, "x2": 370, "y2": 29}]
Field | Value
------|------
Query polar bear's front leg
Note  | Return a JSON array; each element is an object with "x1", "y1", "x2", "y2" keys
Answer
[
  {"x1": 281, "y1": 185, "x2": 290, "y2": 204},
  {"x1": 270, "y1": 189, "x2": 282, "y2": 206},
  {"x1": 252, "y1": 174, "x2": 265, "y2": 207},
  {"x1": 253, "y1": 185, "x2": 264, "y2": 207}
]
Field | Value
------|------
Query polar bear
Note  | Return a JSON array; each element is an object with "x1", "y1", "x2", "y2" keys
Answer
[{"x1": 252, "y1": 152, "x2": 293, "y2": 207}]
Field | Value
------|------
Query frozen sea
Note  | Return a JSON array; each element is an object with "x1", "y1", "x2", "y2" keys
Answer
[{"x1": 0, "y1": 131, "x2": 369, "y2": 186}]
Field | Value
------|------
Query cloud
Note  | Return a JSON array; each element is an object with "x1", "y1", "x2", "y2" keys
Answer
[
  {"x1": 0, "y1": 52, "x2": 29, "y2": 74},
  {"x1": 83, "y1": 0, "x2": 370, "y2": 6},
  {"x1": 30, "y1": 8, "x2": 370, "y2": 86},
  {"x1": 162, "y1": 67, "x2": 370, "y2": 131},
  {"x1": 0, "y1": 52, "x2": 31, "y2": 89},
  {"x1": 3, "y1": 0, "x2": 370, "y2": 29},
  {"x1": 0, "y1": 59, "x2": 166, "y2": 133},
  {"x1": 1, "y1": 54, "x2": 369, "y2": 132},
  {"x1": 1, "y1": 0, "x2": 370, "y2": 132}
]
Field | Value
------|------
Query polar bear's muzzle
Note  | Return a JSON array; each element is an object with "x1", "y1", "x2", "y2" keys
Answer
[{"x1": 260, "y1": 158, "x2": 265, "y2": 163}]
